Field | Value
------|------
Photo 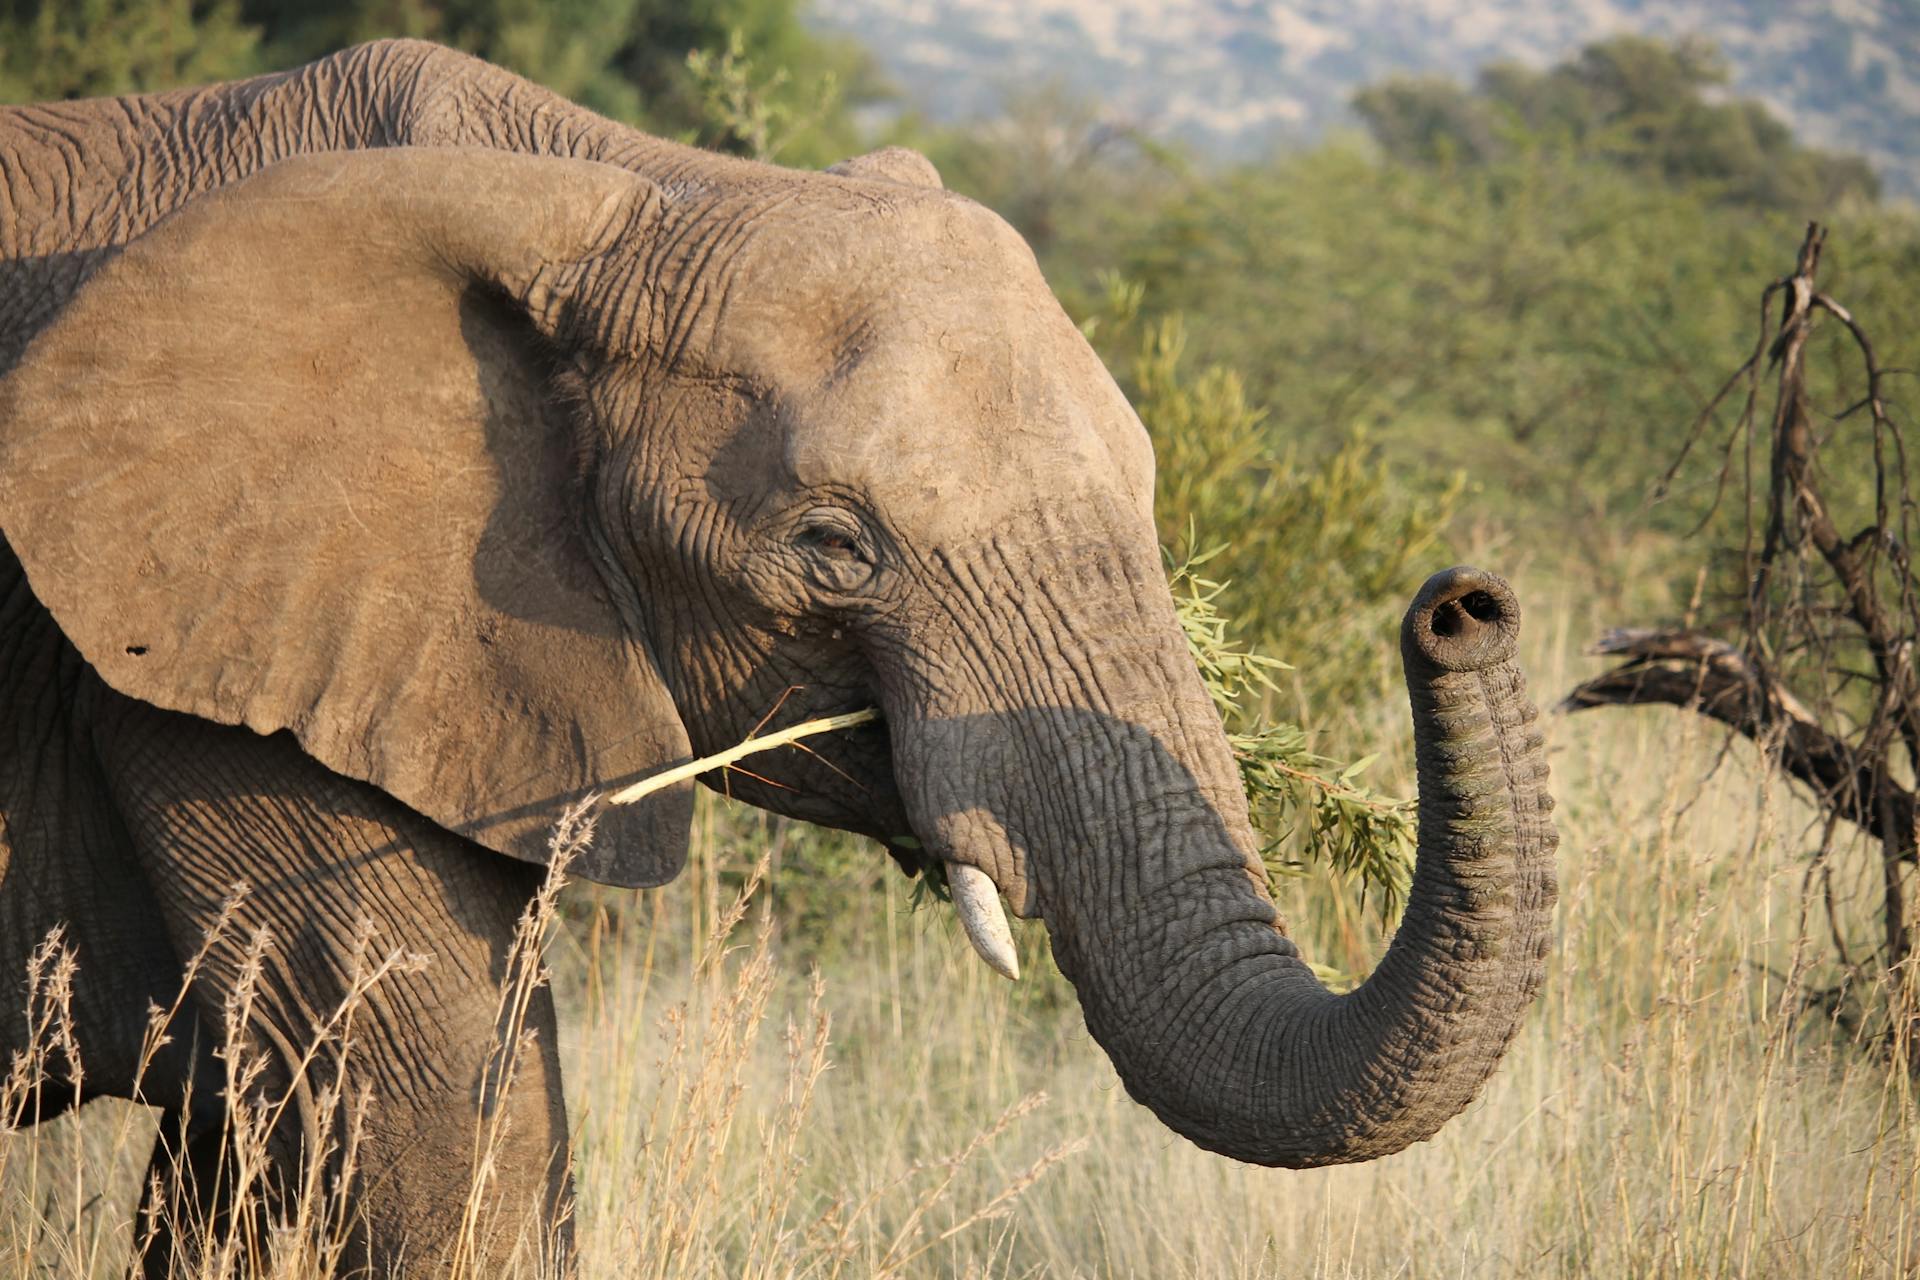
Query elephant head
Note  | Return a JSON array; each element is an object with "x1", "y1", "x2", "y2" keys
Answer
[{"x1": 0, "y1": 143, "x2": 1556, "y2": 1166}]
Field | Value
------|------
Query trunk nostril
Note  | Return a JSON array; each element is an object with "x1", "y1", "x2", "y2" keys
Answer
[
  {"x1": 1406, "y1": 568, "x2": 1520, "y2": 672},
  {"x1": 1460, "y1": 589, "x2": 1501, "y2": 623},
  {"x1": 1429, "y1": 590, "x2": 1503, "y2": 638}
]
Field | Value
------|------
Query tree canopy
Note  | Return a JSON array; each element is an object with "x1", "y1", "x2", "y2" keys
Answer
[{"x1": 1353, "y1": 35, "x2": 1879, "y2": 213}]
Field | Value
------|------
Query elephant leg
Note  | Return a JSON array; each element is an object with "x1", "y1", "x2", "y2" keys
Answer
[
  {"x1": 0, "y1": 549, "x2": 206, "y2": 1125},
  {"x1": 91, "y1": 696, "x2": 575, "y2": 1276}
]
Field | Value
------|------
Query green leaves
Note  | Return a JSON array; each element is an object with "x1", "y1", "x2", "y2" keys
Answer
[
  {"x1": 1167, "y1": 540, "x2": 1288, "y2": 716},
  {"x1": 0, "y1": 0, "x2": 259, "y2": 102},
  {"x1": 1168, "y1": 546, "x2": 1415, "y2": 923},
  {"x1": 1082, "y1": 273, "x2": 1440, "y2": 927},
  {"x1": 684, "y1": 26, "x2": 842, "y2": 162}
]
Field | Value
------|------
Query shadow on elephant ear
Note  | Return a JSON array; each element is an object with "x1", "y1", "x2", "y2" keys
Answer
[
  {"x1": 0, "y1": 248, "x2": 117, "y2": 380},
  {"x1": 460, "y1": 284, "x2": 618, "y2": 636}
]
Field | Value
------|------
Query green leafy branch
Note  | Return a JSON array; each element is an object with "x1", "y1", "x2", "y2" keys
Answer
[
  {"x1": 1168, "y1": 541, "x2": 1416, "y2": 921},
  {"x1": 685, "y1": 28, "x2": 841, "y2": 163}
]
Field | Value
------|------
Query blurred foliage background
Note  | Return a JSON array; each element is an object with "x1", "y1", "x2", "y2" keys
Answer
[{"x1": 0, "y1": 0, "x2": 880, "y2": 161}]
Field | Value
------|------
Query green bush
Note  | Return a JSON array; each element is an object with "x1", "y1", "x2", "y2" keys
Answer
[
  {"x1": 0, "y1": 0, "x2": 258, "y2": 101},
  {"x1": 1080, "y1": 273, "x2": 1462, "y2": 719},
  {"x1": 1169, "y1": 547, "x2": 1413, "y2": 925}
]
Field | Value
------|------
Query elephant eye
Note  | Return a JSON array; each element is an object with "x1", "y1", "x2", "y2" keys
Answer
[
  {"x1": 792, "y1": 508, "x2": 877, "y2": 595},
  {"x1": 795, "y1": 512, "x2": 869, "y2": 564},
  {"x1": 806, "y1": 527, "x2": 859, "y2": 558}
]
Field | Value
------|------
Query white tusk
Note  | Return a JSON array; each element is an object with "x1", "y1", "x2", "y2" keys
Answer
[{"x1": 948, "y1": 862, "x2": 1020, "y2": 981}]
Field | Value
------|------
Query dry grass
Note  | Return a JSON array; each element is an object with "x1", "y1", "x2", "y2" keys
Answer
[{"x1": 4, "y1": 581, "x2": 1918, "y2": 1276}]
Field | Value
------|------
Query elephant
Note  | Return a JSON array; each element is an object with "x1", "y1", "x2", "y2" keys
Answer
[{"x1": 0, "y1": 38, "x2": 1558, "y2": 1275}]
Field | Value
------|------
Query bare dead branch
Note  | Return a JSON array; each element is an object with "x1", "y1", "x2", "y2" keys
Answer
[
  {"x1": 1568, "y1": 222, "x2": 1920, "y2": 1054},
  {"x1": 1562, "y1": 628, "x2": 1915, "y2": 858}
]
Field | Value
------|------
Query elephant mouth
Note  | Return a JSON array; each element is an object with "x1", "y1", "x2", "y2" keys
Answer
[
  {"x1": 667, "y1": 686, "x2": 908, "y2": 848},
  {"x1": 706, "y1": 685, "x2": 1033, "y2": 983},
  {"x1": 887, "y1": 781, "x2": 1035, "y2": 981},
  {"x1": 794, "y1": 719, "x2": 905, "y2": 833},
  {"x1": 879, "y1": 830, "x2": 940, "y2": 875}
]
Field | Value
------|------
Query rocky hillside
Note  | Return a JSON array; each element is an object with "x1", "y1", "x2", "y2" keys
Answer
[{"x1": 811, "y1": 0, "x2": 1920, "y2": 196}]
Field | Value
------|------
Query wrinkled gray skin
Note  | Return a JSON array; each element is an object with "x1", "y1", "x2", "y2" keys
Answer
[{"x1": 0, "y1": 40, "x2": 1558, "y2": 1275}]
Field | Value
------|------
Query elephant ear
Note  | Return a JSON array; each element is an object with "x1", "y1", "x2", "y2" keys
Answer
[{"x1": 0, "y1": 147, "x2": 697, "y2": 887}]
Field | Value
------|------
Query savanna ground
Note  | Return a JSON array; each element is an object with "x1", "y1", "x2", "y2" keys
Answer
[{"x1": 4, "y1": 566, "x2": 1916, "y2": 1278}]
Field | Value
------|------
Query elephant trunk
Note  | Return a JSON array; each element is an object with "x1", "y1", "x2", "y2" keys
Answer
[{"x1": 1032, "y1": 567, "x2": 1558, "y2": 1166}]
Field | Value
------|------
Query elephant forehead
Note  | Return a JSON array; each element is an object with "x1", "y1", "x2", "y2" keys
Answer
[
  {"x1": 705, "y1": 185, "x2": 1044, "y2": 362},
  {"x1": 682, "y1": 189, "x2": 1157, "y2": 530},
  {"x1": 780, "y1": 313, "x2": 1142, "y2": 535}
]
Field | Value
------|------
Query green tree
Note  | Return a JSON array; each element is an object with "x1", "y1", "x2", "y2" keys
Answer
[
  {"x1": 1103, "y1": 131, "x2": 1920, "y2": 572},
  {"x1": 1351, "y1": 74, "x2": 1501, "y2": 168},
  {"x1": 0, "y1": 0, "x2": 259, "y2": 101},
  {"x1": 1356, "y1": 35, "x2": 1879, "y2": 213}
]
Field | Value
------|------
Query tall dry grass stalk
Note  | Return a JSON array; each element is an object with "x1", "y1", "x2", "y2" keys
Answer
[
  {"x1": 0, "y1": 883, "x2": 404, "y2": 1280},
  {"x1": 0, "y1": 863, "x2": 541, "y2": 1279},
  {"x1": 563, "y1": 841, "x2": 1080, "y2": 1279},
  {"x1": 3, "y1": 582, "x2": 1917, "y2": 1275},
  {"x1": 0, "y1": 803, "x2": 1074, "y2": 1277}
]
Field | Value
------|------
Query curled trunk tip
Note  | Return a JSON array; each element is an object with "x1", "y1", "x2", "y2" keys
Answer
[{"x1": 1403, "y1": 566, "x2": 1521, "y2": 673}]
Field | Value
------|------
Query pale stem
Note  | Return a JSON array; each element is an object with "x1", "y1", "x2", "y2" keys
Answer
[{"x1": 604, "y1": 708, "x2": 882, "y2": 806}]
